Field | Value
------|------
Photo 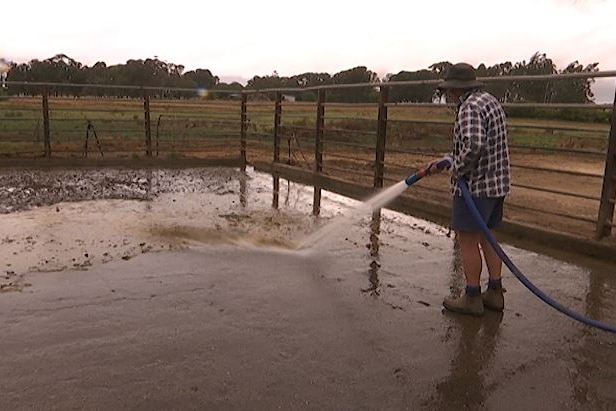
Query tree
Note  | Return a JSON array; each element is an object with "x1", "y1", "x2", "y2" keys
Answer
[
  {"x1": 246, "y1": 73, "x2": 288, "y2": 90},
  {"x1": 1, "y1": 53, "x2": 602, "y2": 104},
  {"x1": 553, "y1": 61, "x2": 598, "y2": 103},
  {"x1": 328, "y1": 66, "x2": 379, "y2": 103},
  {"x1": 286, "y1": 72, "x2": 332, "y2": 101},
  {"x1": 477, "y1": 62, "x2": 514, "y2": 102},
  {"x1": 387, "y1": 69, "x2": 439, "y2": 103},
  {"x1": 183, "y1": 69, "x2": 219, "y2": 90},
  {"x1": 7, "y1": 54, "x2": 86, "y2": 96},
  {"x1": 429, "y1": 61, "x2": 452, "y2": 76},
  {"x1": 287, "y1": 72, "x2": 332, "y2": 88},
  {"x1": 246, "y1": 73, "x2": 289, "y2": 100},
  {"x1": 214, "y1": 81, "x2": 244, "y2": 99},
  {"x1": 83, "y1": 61, "x2": 109, "y2": 97},
  {"x1": 510, "y1": 52, "x2": 557, "y2": 102}
]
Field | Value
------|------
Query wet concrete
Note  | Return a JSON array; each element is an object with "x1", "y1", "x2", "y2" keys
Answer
[{"x1": 1, "y1": 167, "x2": 615, "y2": 410}]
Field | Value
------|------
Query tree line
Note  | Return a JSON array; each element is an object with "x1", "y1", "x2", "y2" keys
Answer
[{"x1": 1, "y1": 52, "x2": 600, "y2": 104}]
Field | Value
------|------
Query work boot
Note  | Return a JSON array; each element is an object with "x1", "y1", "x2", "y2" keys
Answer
[
  {"x1": 482, "y1": 288, "x2": 504, "y2": 311},
  {"x1": 443, "y1": 294, "x2": 484, "y2": 316}
]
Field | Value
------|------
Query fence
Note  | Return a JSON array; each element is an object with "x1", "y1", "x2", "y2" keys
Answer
[
  {"x1": 0, "y1": 85, "x2": 243, "y2": 160},
  {"x1": 242, "y1": 72, "x2": 616, "y2": 243},
  {"x1": 0, "y1": 72, "x2": 615, "y2": 243}
]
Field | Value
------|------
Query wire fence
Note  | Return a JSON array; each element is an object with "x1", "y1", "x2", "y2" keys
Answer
[{"x1": 0, "y1": 72, "x2": 615, "y2": 242}]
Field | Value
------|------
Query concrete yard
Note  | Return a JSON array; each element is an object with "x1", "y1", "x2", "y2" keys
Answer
[{"x1": 1, "y1": 167, "x2": 615, "y2": 410}]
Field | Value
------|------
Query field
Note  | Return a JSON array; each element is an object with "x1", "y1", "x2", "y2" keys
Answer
[{"x1": 0, "y1": 96, "x2": 614, "y2": 246}]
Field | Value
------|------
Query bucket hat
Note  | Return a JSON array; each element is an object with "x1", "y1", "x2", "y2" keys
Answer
[{"x1": 437, "y1": 63, "x2": 484, "y2": 90}]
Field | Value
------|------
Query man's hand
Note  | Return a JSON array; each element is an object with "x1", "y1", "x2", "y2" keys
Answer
[
  {"x1": 428, "y1": 161, "x2": 445, "y2": 174},
  {"x1": 427, "y1": 155, "x2": 453, "y2": 174}
]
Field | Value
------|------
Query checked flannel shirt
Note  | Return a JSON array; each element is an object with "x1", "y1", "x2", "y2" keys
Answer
[{"x1": 450, "y1": 89, "x2": 511, "y2": 198}]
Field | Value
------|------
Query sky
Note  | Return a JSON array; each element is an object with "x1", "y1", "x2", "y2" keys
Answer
[{"x1": 2, "y1": 0, "x2": 615, "y2": 102}]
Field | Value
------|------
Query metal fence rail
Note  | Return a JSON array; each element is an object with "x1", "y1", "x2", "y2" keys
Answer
[{"x1": 0, "y1": 72, "x2": 615, "y2": 242}]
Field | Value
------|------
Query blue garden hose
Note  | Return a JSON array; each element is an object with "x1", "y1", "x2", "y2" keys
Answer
[{"x1": 458, "y1": 177, "x2": 616, "y2": 334}]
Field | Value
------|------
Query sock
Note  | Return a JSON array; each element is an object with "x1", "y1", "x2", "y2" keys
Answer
[
  {"x1": 465, "y1": 285, "x2": 481, "y2": 297},
  {"x1": 488, "y1": 278, "x2": 502, "y2": 290}
]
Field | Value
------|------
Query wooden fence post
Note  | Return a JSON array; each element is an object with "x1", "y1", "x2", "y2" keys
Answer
[
  {"x1": 313, "y1": 89, "x2": 326, "y2": 216},
  {"x1": 42, "y1": 87, "x2": 51, "y2": 158},
  {"x1": 374, "y1": 85, "x2": 389, "y2": 189},
  {"x1": 315, "y1": 90, "x2": 325, "y2": 174},
  {"x1": 596, "y1": 88, "x2": 616, "y2": 238},
  {"x1": 143, "y1": 90, "x2": 152, "y2": 158},
  {"x1": 273, "y1": 92, "x2": 282, "y2": 163},
  {"x1": 273, "y1": 92, "x2": 283, "y2": 163},
  {"x1": 240, "y1": 93, "x2": 247, "y2": 171},
  {"x1": 371, "y1": 86, "x2": 389, "y2": 240},
  {"x1": 273, "y1": 175, "x2": 280, "y2": 209}
]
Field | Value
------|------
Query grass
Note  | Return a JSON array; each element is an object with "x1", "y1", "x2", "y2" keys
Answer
[
  {"x1": 0, "y1": 97, "x2": 610, "y2": 158},
  {"x1": 0, "y1": 141, "x2": 44, "y2": 155}
]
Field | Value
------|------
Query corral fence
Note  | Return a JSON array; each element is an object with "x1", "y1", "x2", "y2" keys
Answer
[{"x1": 0, "y1": 71, "x2": 615, "y2": 244}]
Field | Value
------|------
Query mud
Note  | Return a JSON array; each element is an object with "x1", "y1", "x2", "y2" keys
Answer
[
  {"x1": 0, "y1": 168, "x2": 312, "y2": 291},
  {"x1": 1, "y1": 166, "x2": 615, "y2": 409}
]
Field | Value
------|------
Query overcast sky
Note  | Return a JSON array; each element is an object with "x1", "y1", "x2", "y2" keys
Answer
[{"x1": 2, "y1": 0, "x2": 615, "y2": 101}]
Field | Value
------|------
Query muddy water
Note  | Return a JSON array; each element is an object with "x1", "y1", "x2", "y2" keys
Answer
[
  {"x1": 0, "y1": 167, "x2": 443, "y2": 289},
  {"x1": 1, "y1": 166, "x2": 615, "y2": 408},
  {"x1": 0, "y1": 168, "x2": 306, "y2": 288}
]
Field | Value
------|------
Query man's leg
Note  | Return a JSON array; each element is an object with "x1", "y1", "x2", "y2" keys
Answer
[
  {"x1": 443, "y1": 230, "x2": 484, "y2": 315},
  {"x1": 458, "y1": 230, "x2": 482, "y2": 287},
  {"x1": 480, "y1": 234, "x2": 501, "y2": 281},
  {"x1": 480, "y1": 234, "x2": 504, "y2": 311}
]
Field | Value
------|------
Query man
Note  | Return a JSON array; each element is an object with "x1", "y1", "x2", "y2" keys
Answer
[{"x1": 431, "y1": 63, "x2": 511, "y2": 316}]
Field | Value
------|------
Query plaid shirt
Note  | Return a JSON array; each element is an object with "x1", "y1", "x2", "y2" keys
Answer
[{"x1": 450, "y1": 90, "x2": 511, "y2": 197}]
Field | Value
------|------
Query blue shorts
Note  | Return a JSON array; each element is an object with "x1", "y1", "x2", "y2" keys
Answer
[{"x1": 452, "y1": 195, "x2": 505, "y2": 231}]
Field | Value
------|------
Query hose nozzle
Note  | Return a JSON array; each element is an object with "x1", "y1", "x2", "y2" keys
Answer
[{"x1": 404, "y1": 156, "x2": 452, "y2": 186}]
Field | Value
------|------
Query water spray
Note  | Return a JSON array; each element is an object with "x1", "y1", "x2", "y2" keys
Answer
[{"x1": 297, "y1": 157, "x2": 452, "y2": 250}]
